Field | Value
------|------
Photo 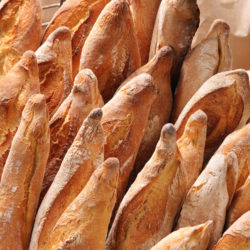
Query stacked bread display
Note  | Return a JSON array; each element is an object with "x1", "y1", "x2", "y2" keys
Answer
[{"x1": 0, "y1": 0, "x2": 249, "y2": 249}]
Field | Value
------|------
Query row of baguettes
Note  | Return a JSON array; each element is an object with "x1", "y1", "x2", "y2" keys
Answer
[
  {"x1": 0, "y1": 0, "x2": 249, "y2": 249},
  {"x1": 0, "y1": 91, "x2": 249, "y2": 249}
]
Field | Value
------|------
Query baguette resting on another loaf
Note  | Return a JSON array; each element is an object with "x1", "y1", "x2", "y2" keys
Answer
[
  {"x1": 0, "y1": 94, "x2": 50, "y2": 250},
  {"x1": 80, "y1": 0, "x2": 141, "y2": 102},
  {"x1": 40, "y1": 69, "x2": 103, "y2": 200},
  {"x1": 46, "y1": 158, "x2": 119, "y2": 250},
  {"x1": 0, "y1": 51, "x2": 40, "y2": 176},
  {"x1": 30, "y1": 108, "x2": 105, "y2": 250},
  {"x1": 36, "y1": 27, "x2": 73, "y2": 116},
  {"x1": 151, "y1": 221, "x2": 213, "y2": 250}
]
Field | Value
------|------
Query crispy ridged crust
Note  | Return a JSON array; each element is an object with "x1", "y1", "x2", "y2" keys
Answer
[
  {"x1": 214, "y1": 211, "x2": 250, "y2": 250},
  {"x1": 30, "y1": 108, "x2": 105, "y2": 250},
  {"x1": 149, "y1": 0, "x2": 199, "y2": 89},
  {"x1": 151, "y1": 221, "x2": 213, "y2": 250},
  {"x1": 102, "y1": 73, "x2": 156, "y2": 210},
  {"x1": 176, "y1": 152, "x2": 239, "y2": 249},
  {"x1": 0, "y1": 0, "x2": 41, "y2": 77},
  {"x1": 173, "y1": 19, "x2": 232, "y2": 120},
  {"x1": 80, "y1": 0, "x2": 141, "y2": 102},
  {"x1": 175, "y1": 70, "x2": 250, "y2": 159},
  {"x1": 45, "y1": 158, "x2": 119, "y2": 250},
  {"x1": 226, "y1": 175, "x2": 250, "y2": 228},
  {"x1": 40, "y1": 69, "x2": 103, "y2": 200},
  {"x1": 42, "y1": 0, "x2": 110, "y2": 78},
  {"x1": 0, "y1": 94, "x2": 50, "y2": 250},
  {"x1": 107, "y1": 110, "x2": 207, "y2": 250},
  {"x1": 36, "y1": 27, "x2": 73, "y2": 116},
  {"x1": 118, "y1": 46, "x2": 173, "y2": 176},
  {"x1": 216, "y1": 124, "x2": 250, "y2": 189},
  {"x1": 127, "y1": 0, "x2": 162, "y2": 64},
  {"x1": 0, "y1": 51, "x2": 40, "y2": 176}
]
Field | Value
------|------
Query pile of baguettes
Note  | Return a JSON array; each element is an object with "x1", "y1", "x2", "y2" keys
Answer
[{"x1": 0, "y1": 0, "x2": 249, "y2": 249}]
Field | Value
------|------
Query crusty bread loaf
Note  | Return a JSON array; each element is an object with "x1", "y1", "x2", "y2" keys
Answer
[
  {"x1": 36, "y1": 27, "x2": 73, "y2": 116},
  {"x1": 149, "y1": 0, "x2": 199, "y2": 89},
  {"x1": 117, "y1": 46, "x2": 174, "y2": 176},
  {"x1": 40, "y1": 69, "x2": 103, "y2": 200},
  {"x1": 106, "y1": 124, "x2": 177, "y2": 250},
  {"x1": 42, "y1": 0, "x2": 110, "y2": 78},
  {"x1": 45, "y1": 158, "x2": 119, "y2": 250},
  {"x1": 80, "y1": 0, "x2": 141, "y2": 102},
  {"x1": 175, "y1": 70, "x2": 250, "y2": 159},
  {"x1": 30, "y1": 108, "x2": 105, "y2": 250},
  {"x1": 226, "y1": 175, "x2": 250, "y2": 228},
  {"x1": 213, "y1": 211, "x2": 250, "y2": 250},
  {"x1": 107, "y1": 110, "x2": 207, "y2": 250},
  {"x1": 0, "y1": 94, "x2": 50, "y2": 250},
  {"x1": 173, "y1": 19, "x2": 232, "y2": 120},
  {"x1": 176, "y1": 110, "x2": 207, "y2": 191},
  {"x1": 127, "y1": 0, "x2": 162, "y2": 64},
  {"x1": 0, "y1": 0, "x2": 41, "y2": 77},
  {"x1": 216, "y1": 123, "x2": 250, "y2": 189},
  {"x1": 0, "y1": 51, "x2": 40, "y2": 176},
  {"x1": 151, "y1": 221, "x2": 213, "y2": 250},
  {"x1": 102, "y1": 73, "x2": 156, "y2": 209},
  {"x1": 176, "y1": 152, "x2": 239, "y2": 249}
]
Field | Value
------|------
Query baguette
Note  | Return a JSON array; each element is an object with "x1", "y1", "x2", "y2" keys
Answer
[
  {"x1": 0, "y1": 51, "x2": 40, "y2": 176},
  {"x1": 36, "y1": 27, "x2": 73, "y2": 116},
  {"x1": 213, "y1": 211, "x2": 250, "y2": 250},
  {"x1": 173, "y1": 19, "x2": 232, "y2": 120},
  {"x1": 0, "y1": 94, "x2": 50, "y2": 250},
  {"x1": 42, "y1": 0, "x2": 110, "y2": 78},
  {"x1": 0, "y1": 0, "x2": 41, "y2": 77},
  {"x1": 127, "y1": 0, "x2": 162, "y2": 64},
  {"x1": 216, "y1": 123, "x2": 250, "y2": 189},
  {"x1": 118, "y1": 46, "x2": 174, "y2": 175},
  {"x1": 176, "y1": 152, "x2": 238, "y2": 249},
  {"x1": 80, "y1": 0, "x2": 141, "y2": 102},
  {"x1": 102, "y1": 73, "x2": 156, "y2": 209},
  {"x1": 149, "y1": 0, "x2": 199, "y2": 89},
  {"x1": 45, "y1": 158, "x2": 119, "y2": 250},
  {"x1": 151, "y1": 221, "x2": 213, "y2": 250},
  {"x1": 40, "y1": 69, "x2": 103, "y2": 200},
  {"x1": 107, "y1": 110, "x2": 207, "y2": 250},
  {"x1": 226, "y1": 175, "x2": 250, "y2": 228},
  {"x1": 30, "y1": 108, "x2": 105, "y2": 250},
  {"x1": 174, "y1": 70, "x2": 250, "y2": 159}
]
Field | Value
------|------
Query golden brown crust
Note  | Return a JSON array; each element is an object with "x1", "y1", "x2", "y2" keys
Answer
[
  {"x1": 151, "y1": 221, "x2": 213, "y2": 250},
  {"x1": 0, "y1": 0, "x2": 42, "y2": 77},
  {"x1": 117, "y1": 46, "x2": 174, "y2": 177},
  {"x1": 30, "y1": 108, "x2": 105, "y2": 250},
  {"x1": 107, "y1": 111, "x2": 207, "y2": 250},
  {"x1": 0, "y1": 94, "x2": 50, "y2": 250},
  {"x1": 176, "y1": 152, "x2": 239, "y2": 249},
  {"x1": 0, "y1": 51, "x2": 40, "y2": 176},
  {"x1": 45, "y1": 158, "x2": 119, "y2": 250},
  {"x1": 175, "y1": 70, "x2": 250, "y2": 159},
  {"x1": 127, "y1": 0, "x2": 162, "y2": 64},
  {"x1": 214, "y1": 211, "x2": 250, "y2": 250},
  {"x1": 42, "y1": 0, "x2": 110, "y2": 78},
  {"x1": 226, "y1": 175, "x2": 250, "y2": 228},
  {"x1": 216, "y1": 124, "x2": 250, "y2": 189},
  {"x1": 173, "y1": 19, "x2": 232, "y2": 120},
  {"x1": 80, "y1": 0, "x2": 141, "y2": 102},
  {"x1": 149, "y1": 0, "x2": 199, "y2": 88},
  {"x1": 36, "y1": 27, "x2": 73, "y2": 116},
  {"x1": 40, "y1": 69, "x2": 103, "y2": 200},
  {"x1": 106, "y1": 124, "x2": 177, "y2": 250},
  {"x1": 102, "y1": 73, "x2": 156, "y2": 210}
]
